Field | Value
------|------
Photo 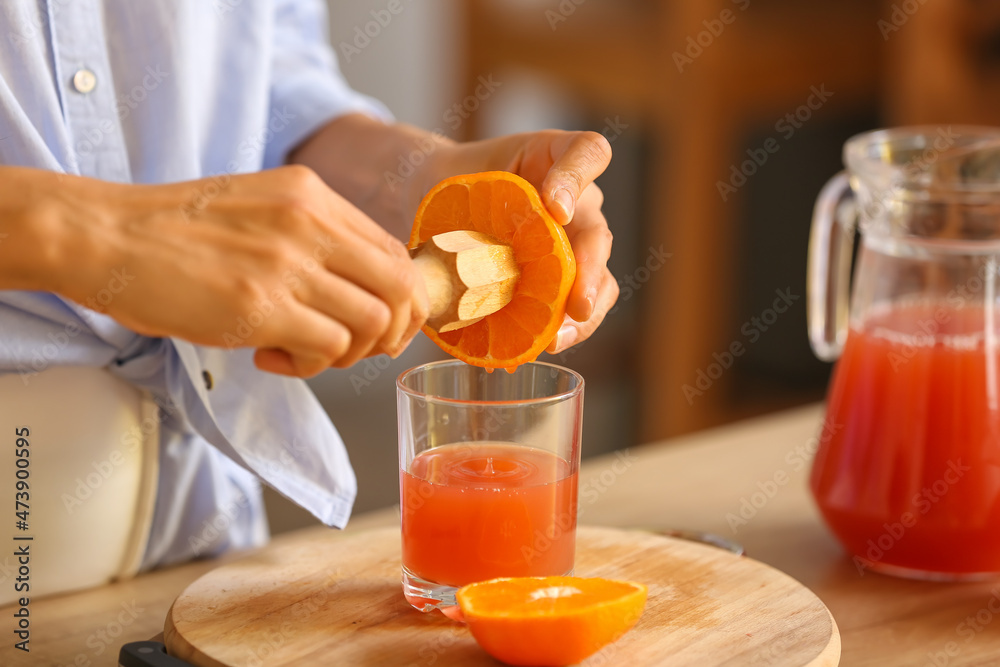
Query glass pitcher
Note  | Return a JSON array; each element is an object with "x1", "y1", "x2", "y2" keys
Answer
[{"x1": 808, "y1": 126, "x2": 1000, "y2": 580}]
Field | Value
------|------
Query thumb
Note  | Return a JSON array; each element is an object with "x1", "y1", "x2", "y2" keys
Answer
[{"x1": 540, "y1": 131, "x2": 613, "y2": 225}]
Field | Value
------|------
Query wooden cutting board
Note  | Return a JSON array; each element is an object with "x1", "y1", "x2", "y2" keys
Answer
[{"x1": 165, "y1": 526, "x2": 839, "y2": 666}]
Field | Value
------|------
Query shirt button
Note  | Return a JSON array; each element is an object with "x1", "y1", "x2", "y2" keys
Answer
[
  {"x1": 202, "y1": 370, "x2": 214, "y2": 391},
  {"x1": 72, "y1": 68, "x2": 97, "y2": 94}
]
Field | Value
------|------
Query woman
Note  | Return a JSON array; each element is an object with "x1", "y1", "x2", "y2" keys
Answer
[{"x1": 0, "y1": 0, "x2": 616, "y2": 592}]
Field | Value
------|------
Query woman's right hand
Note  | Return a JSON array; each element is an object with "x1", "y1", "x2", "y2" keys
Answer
[{"x1": 26, "y1": 166, "x2": 428, "y2": 377}]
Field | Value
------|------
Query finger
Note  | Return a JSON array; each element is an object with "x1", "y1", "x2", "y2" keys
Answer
[
  {"x1": 370, "y1": 251, "x2": 430, "y2": 359},
  {"x1": 545, "y1": 316, "x2": 577, "y2": 356},
  {"x1": 298, "y1": 271, "x2": 392, "y2": 368},
  {"x1": 278, "y1": 163, "x2": 405, "y2": 257},
  {"x1": 540, "y1": 131, "x2": 612, "y2": 225},
  {"x1": 254, "y1": 348, "x2": 338, "y2": 378},
  {"x1": 255, "y1": 302, "x2": 353, "y2": 375},
  {"x1": 254, "y1": 349, "x2": 326, "y2": 378},
  {"x1": 546, "y1": 268, "x2": 619, "y2": 354},
  {"x1": 253, "y1": 348, "x2": 295, "y2": 376},
  {"x1": 317, "y1": 186, "x2": 413, "y2": 262},
  {"x1": 563, "y1": 184, "x2": 613, "y2": 322},
  {"x1": 383, "y1": 272, "x2": 429, "y2": 358},
  {"x1": 320, "y1": 230, "x2": 420, "y2": 355},
  {"x1": 311, "y1": 182, "x2": 420, "y2": 351}
]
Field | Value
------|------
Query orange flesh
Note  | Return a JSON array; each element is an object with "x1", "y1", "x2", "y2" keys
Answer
[{"x1": 410, "y1": 172, "x2": 576, "y2": 369}]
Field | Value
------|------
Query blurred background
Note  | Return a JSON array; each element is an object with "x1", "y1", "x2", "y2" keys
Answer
[{"x1": 266, "y1": 0, "x2": 1000, "y2": 532}]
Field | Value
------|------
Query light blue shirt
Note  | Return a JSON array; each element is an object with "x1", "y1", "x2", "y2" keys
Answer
[{"x1": 0, "y1": 0, "x2": 391, "y2": 567}]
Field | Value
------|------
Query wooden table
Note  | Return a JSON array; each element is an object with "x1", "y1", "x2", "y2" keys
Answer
[{"x1": 7, "y1": 404, "x2": 1000, "y2": 666}]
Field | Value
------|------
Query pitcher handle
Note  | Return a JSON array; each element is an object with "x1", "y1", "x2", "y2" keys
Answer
[{"x1": 808, "y1": 171, "x2": 855, "y2": 361}]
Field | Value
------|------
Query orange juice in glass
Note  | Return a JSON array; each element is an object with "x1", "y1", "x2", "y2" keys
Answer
[{"x1": 397, "y1": 360, "x2": 583, "y2": 611}]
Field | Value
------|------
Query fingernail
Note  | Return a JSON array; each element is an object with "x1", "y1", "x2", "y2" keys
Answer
[
  {"x1": 554, "y1": 188, "x2": 575, "y2": 223},
  {"x1": 553, "y1": 324, "x2": 578, "y2": 352}
]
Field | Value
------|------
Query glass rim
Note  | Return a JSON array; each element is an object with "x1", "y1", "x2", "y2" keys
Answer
[{"x1": 396, "y1": 359, "x2": 584, "y2": 407}]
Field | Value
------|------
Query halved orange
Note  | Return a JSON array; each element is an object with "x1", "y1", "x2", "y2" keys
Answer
[
  {"x1": 409, "y1": 172, "x2": 576, "y2": 370},
  {"x1": 456, "y1": 576, "x2": 647, "y2": 666}
]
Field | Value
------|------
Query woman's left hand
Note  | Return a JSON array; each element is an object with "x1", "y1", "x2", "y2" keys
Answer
[{"x1": 421, "y1": 130, "x2": 618, "y2": 353}]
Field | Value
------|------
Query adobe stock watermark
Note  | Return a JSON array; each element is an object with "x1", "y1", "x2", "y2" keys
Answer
[
  {"x1": 180, "y1": 107, "x2": 297, "y2": 221},
  {"x1": 383, "y1": 74, "x2": 502, "y2": 191},
  {"x1": 925, "y1": 588, "x2": 1000, "y2": 666},
  {"x1": 882, "y1": 307, "x2": 952, "y2": 372},
  {"x1": 717, "y1": 84, "x2": 834, "y2": 201},
  {"x1": 349, "y1": 354, "x2": 392, "y2": 395},
  {"x1": 5, "y1": 0, "x2": 70, "y2": 49},
  {"x1": 600, "y1": 115, "x2": 628, "y2": 146},
  {"x1": 672, "y1": 0, "x2": 751, "y2": 73},
  {"x1": 613, "y1": 245, "x2": 672, "y2": 312},
  {"x1": 64, "y1": 599, "x2": 146, "y2": 664},
  {"x1": 878, "y1": 0, "x2": 928, "y2": 41},
  {"x1": 725, "y1": 419, "x2": 841, "y2": 533},
  {"x1": 82, "y1": 268, "x2": 136, "y2": 313},
  {"x1": 890, "y1": 258, "x2": 1000, "y2": 371},
  {"x1": 243, "y1": 572, "x2": 342, "y2": 667},
  {"x1": 863, "y1": 161, "x2": 989, "y2": 372},
  {"x1": 682, "y1": 287, "x2": 800, "y2": 404},
  {"x1": 13, "y1": 268, "x2": 135, "y2": 386},
  {"x1": 545, "y1": 0, "x2": 588, "y2": 31},
  {"x1": 853, "y1": 459, "x2": 971, "y2": 576},
  {"x1": 407, "y1": 620, "x2": 470, "y2": 667},
  {"x1": 61, "y1": 395, "x2": 181, "y2": 514},
  {"x1": 555, "y1": 244, "x2": 670, "y2": 367},
  {"x1": 213, "y1": 0, "x2": 244, "y2": 17},
  {"x1": 10, "y1": 320, "x2": 83, "y2": 387},
  {"x1": 222, "y1": 234, "x2": 338, "y2": 348},
  {"x1": 578, "y1": 450, "x2": 638, "y2": 514},
  {"x1": 747, "y1": 632, "x2": 805, "y2": 666},
  {"x1": 0, "y1": 556, "x2": 16, "y2": 587},
  {"x1": 401, "y1": 411, "x2": 513, "y2": 518},
  {"x1": 338, "y1": 0, "x2": 414, "y2": 63},
  {"x1": 74, "y1": 65, "x2": 170, "y2": 162},
  {"x1": 443, "y1": 75, "x2": 502, "y2": 137},
  {"x1": 241, "y1": 418, "x2": 313, "y2": 485},
  {"x1": 850, "y1": 126, "x2": 958, "y2": 238},
  {"x1": 520, "y1": 449, "x2": 639, "y2": 565},
  {"x1": 581, "y1": 627, "x2": 632, "y2": 666},
  {"x1": 188, "y1": 481, "x2": 260, "y2": 556}
]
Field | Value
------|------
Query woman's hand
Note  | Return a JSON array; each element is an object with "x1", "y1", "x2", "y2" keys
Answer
[
  {"x1": 418, "y1": 130, "x2": 618, "y2": 353},
  {"x1": 12, "y1": 166, "x2": 429, "y2": 377}
]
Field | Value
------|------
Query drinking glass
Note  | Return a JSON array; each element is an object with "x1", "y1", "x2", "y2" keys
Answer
[{"x1": 397, "y1": 360, "x2": 583, "y2": 611}]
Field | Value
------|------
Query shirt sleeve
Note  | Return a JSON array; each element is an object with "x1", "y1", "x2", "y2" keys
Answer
[{"x1": 264, "y1": 0, "x2": 393, "y2": 169}]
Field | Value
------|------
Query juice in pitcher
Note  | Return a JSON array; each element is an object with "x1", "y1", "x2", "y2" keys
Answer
[
  {"x1": 808, "y1": 126, "x2": 1000, "y2": 580},
  {"x1": 811, "y1": 303, "x2": 1000, "y2": 577}
]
